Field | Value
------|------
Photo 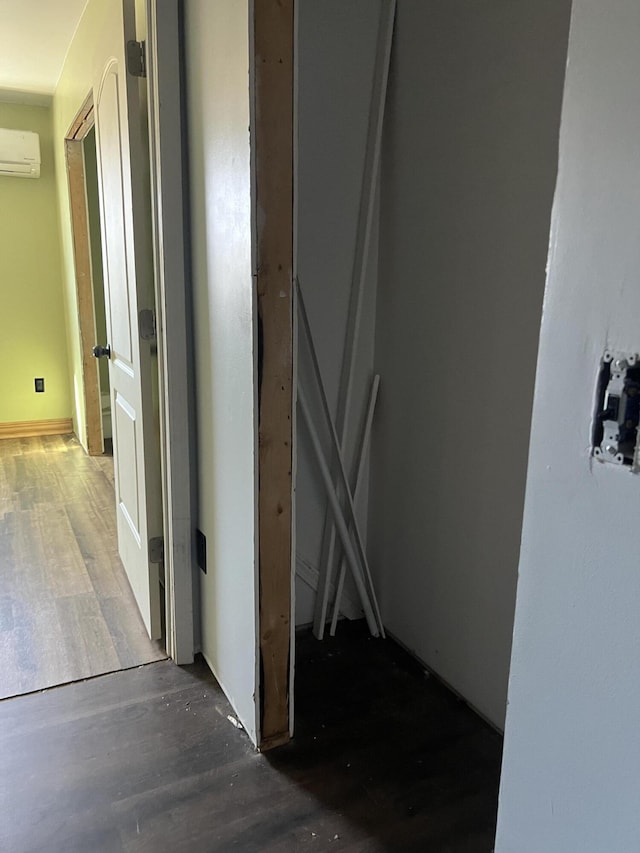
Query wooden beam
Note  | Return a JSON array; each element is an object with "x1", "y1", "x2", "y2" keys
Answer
[
  {"x1": 253, "y1": 0, "x2": 294, "y2": 750},
  {"x1": 66, "y1": 139, "x2": 103, "y2": 456}
]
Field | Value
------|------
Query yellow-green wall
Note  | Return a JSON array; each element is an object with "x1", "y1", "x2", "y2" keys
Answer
[{"x1": 0, "y1": 102, "x2": 71, "y2": 424}]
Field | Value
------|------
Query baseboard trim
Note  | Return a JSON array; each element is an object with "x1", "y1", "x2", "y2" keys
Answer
[
  {"x1": 0, "y1": 418, "x2": 74, "y2": 440},
  {"x1": 296, "y1": 554, "x2": 363, "y2": 621}
]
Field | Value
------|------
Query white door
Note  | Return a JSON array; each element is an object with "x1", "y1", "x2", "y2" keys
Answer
[{"x1": 93, "y1": 0, "x2": 163, "y2": 639}]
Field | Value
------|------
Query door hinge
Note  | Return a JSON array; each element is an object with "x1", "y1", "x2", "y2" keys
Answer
[
  {"x1": 127, "y1": 40, "x2": 146, "y2": 78},
  {"x1": 149, "y1": 536, "x2": 164, "y2": 564},
  {"x1": 139, "y1": 308, "x2": 156, "y2": 342}
]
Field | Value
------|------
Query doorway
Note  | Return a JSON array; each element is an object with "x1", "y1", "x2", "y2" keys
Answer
[
  {"x1": 65, "y1": 94, "x2": 107, "y2": 458},
  {"x1": 0, "y1": 91, "x2": 167, "y2": 701},
  {"x1": 64, "y1": 86, "x2": 168, "y2": 667}
]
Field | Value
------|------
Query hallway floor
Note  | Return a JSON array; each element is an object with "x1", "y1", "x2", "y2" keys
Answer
[
  {"x1": 0, "y1": 622, "x2": 502, "y2": 852},
  {"x1": 0, "y1": 434, "x2": 166, "y2": 699}
]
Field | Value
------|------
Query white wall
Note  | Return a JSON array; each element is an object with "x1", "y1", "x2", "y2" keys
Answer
[
  {"x1": 295, "y1": 0, "x2": 382, "y2": 625},
  {"x1": 496, "y1": 2, "x2": 640, "y2": 849},
  {"x1": 368, "y1": 0, "x2": 571, "y2": 728},
  {"x1": 183, "y1": 1, "x2": 258, "y2": 743}
]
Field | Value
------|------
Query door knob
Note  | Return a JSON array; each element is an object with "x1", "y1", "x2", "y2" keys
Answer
[{"x1": 92, "y1": 344, "x2": 111, "y2": 359}]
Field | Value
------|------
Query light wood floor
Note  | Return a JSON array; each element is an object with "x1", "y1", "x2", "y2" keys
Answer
[{"x1": 0, "y1": 434, "x2": 166, "y2": 700}]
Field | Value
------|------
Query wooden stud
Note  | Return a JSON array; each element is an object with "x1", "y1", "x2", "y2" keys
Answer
[{"x1": 253, "y1": 0, "x2": 294, "y2": 750}]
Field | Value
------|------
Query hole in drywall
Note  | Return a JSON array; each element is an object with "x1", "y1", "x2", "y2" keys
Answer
[
  {"x1": 592, "y1": 357, "x2": 611, "y2": 451},
  {"x1": 196, "y1": 528, "x2": 207, "y2": 574},
  {"x1": 592, "y1": 353, "x2": 640, "y2": 468}
]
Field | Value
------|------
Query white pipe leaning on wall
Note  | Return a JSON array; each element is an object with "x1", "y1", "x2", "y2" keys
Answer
[
  {"x1": 297, "y1": 280, "x2": 385, "y2": 637},
  {"x1": 314, "y1": 0, "x2": 397, "y2": 638},
  {"x1": 330, "y1": 372, "x2": 381, "y2": 635},
  {"x1": 297, "y1": 384, "x2": 380, "y2": 637}
]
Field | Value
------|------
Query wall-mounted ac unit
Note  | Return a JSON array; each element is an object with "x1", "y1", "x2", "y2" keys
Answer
[{"x1": 0, "y1": 128, "x2": 41, "y2": 178}]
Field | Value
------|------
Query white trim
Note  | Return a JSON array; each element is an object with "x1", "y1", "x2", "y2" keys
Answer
[
  {"x1": 248, "y1": 0, "x2": 262, "y2": 749},
  {"x1": 146, "y1": 0, "x2": 195, "y2": 664},
  {"x1": 296, "y1": 555, "x2": 363, "y2": 623}
]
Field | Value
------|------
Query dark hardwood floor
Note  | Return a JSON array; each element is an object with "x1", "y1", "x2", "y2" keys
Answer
[
  {"x1": 0, "y1": 434, "x2": 166, "y2": 699},
  {"x1": 0, "y1": 621, "x2": 502, "y2": 852}
]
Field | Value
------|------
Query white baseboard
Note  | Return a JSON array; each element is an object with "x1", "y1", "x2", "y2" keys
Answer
[{"x1": 295, "y1": 553, "x2": 362, "y2": 621}]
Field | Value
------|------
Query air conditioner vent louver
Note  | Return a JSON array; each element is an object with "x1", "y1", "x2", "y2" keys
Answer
[{"x1": 0, "y1": 128, "x2": 41, "y2": 179}]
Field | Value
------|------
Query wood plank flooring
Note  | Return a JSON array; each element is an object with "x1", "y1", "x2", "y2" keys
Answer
[
  {"x1": 0, "y1": 434, "x2": 166, "y2": 699},
  {"x1": 0, "y1": 622, "x2": 502, "y2": 852}
]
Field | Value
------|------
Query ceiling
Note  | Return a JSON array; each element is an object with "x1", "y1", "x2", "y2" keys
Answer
[{"x1": 0, "y1": 0, "x2": 89, "y2": 105}]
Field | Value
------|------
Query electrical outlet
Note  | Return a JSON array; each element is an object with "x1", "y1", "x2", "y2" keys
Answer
[
  {"x1": 196, "y1": 528, "x2": 207, "y2": 573},
  {"x1": 34, "y1": 378, "x2": 45, "y2": 393}
]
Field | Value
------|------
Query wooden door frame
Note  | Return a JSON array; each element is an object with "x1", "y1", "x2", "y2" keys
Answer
[{"x1": 65, "y1": 93, "x2": 103, "y2": 457}]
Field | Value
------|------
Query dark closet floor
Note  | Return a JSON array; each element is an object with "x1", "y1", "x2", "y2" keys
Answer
[{"x1": 0, "y1": 621, "x2": 502, "y2": 852}]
